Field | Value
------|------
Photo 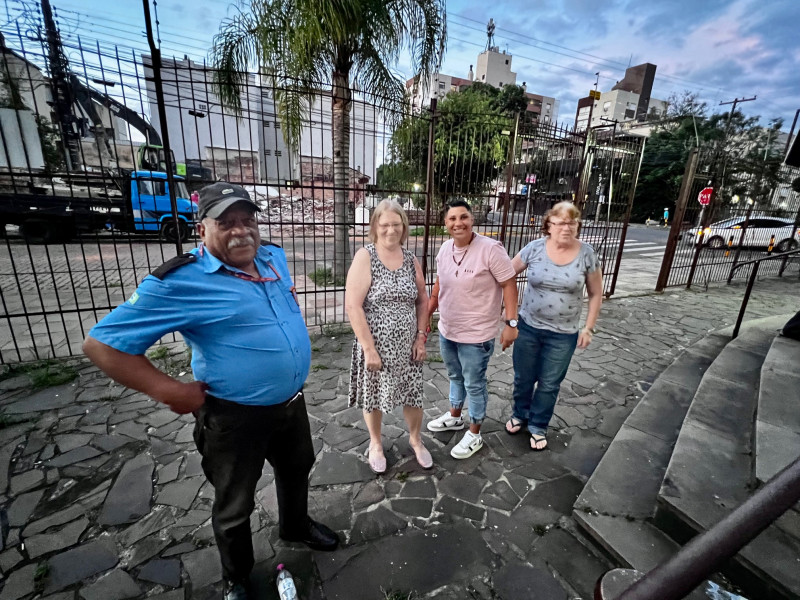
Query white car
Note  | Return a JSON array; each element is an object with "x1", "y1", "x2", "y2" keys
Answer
[{"x1": 687, "y1": 216, "x2": 800, "y2": 252}]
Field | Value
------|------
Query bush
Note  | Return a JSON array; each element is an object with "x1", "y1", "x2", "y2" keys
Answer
[
  {"x1": 309, "y1": 267, "x2": 345, "y2": 287},
  {"x1": 409, "y1": 226, "x2": 447, "y2": 236}
]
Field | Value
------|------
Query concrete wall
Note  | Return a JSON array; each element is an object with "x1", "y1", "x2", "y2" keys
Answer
[
  {"x1": 300, "y1": 95, "x2": 378, "y2": 183},
  {"x1": 144, "y1": 56, "x2": 261, "y2": 177},
  {"x1": 0, "y1": 108, "x2": 44, "y2": 170},
  {"x1": 475, "y1": 49, "x2": 516, "y2": 88}
]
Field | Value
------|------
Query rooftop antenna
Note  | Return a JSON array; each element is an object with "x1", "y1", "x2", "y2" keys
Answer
[{"x1": 486, "y1": 18, "x2": 495, "y2": 51}]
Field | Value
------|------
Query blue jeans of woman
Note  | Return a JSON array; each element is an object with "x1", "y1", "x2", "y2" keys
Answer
[
  {"x1": 439, "y1": 334, "x2": 494, "y2": 424},
  {"x1": 511, "y1": 318, "x2": 579, "y2": 436}
]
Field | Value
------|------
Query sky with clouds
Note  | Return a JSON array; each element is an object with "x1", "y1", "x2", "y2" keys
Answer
[{"x1": 4, "y1": 0, "x2": 798, "y2": 130}]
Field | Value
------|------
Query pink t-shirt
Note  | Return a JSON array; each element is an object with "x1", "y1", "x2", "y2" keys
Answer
[{"x1": 435, "y1": 233, "x2": 516, "y2": 343}]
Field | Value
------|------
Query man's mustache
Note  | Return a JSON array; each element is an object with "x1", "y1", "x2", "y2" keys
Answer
[{"x1": 228, "y1": 235, "x2": 256, "y2": 249}]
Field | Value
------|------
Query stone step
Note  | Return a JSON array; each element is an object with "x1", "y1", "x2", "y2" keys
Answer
[
  {"x1": 572, "y1": 331, "x2": 728, "y2": 585},
  {"x1": 574, "y1": 332, "x2": 727, "y2": 521},
  {"x1": 755, "y1": 334, "x2": 800, "y2": 486},
  {"x1": 656, "y1": 316, "x2": 800, "y2": 600}
]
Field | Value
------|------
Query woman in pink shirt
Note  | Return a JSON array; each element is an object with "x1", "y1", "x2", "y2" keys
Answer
[{"x1": 426, "y1": 200, "x2": 519, "y2": 459}]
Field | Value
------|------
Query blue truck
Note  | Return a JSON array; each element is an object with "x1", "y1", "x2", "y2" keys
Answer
[{"x1": 0, "y1": 170, "x2": 197, "y2": 243}]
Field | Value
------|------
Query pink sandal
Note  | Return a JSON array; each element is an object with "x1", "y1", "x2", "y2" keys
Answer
[
  {"x1": 365, "y1": 445, "x2": 386, "y2": 474},
  {"x1": 411, "y1": 441, "x2": 433, "y2": 469}
]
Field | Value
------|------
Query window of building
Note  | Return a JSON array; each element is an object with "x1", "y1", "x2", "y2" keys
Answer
[
  {"x1": 438, "y1": 81, "x2": 445, "y2": 89},
  {"x1": 264, "y1": 121, "x2": 271, "y2": 128},
  {"x1": 603, "y1": 101, "x2": 611, "y2": 112},
  {"x1": 546, "y1": 103, "x2": 551, "y2": 111},
  {"x1": 275, "y1": 150, "x2": 282, "y2": 157},
  {"x1": 482, "y1": 74, "x2": 485, "y2": 80},
  {"x1": 499, "y1": 82, "x2": 503, "y2": 87},
  {"x1": 505, "y1": 59, "x2": 509, "y2": 65},
  {"x1": 265, "y1": 149, "x2": 271, "y2": 156}
]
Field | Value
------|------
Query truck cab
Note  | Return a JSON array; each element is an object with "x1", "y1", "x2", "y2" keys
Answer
[{"x1": 130, "y1": 171, "x2": 197, "y2": 242}]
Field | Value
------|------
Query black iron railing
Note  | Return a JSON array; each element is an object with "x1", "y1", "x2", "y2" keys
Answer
[{"x1": 731, "y1": 247, "x2": 800, "y2": 338}]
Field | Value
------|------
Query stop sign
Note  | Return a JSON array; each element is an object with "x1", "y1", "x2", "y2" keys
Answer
[{"x1": 698, "y1": 187, "x2": 713, "y2": 206}]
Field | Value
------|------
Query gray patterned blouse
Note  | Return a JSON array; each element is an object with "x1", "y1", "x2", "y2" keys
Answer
[{"x1": 518, "y1": 237, "x2": 600, "y2": 334}]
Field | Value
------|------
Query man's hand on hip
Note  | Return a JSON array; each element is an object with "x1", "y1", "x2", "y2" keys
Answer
[{"x1": 163, "y1": 381, "x2": 209, "y2": 414}]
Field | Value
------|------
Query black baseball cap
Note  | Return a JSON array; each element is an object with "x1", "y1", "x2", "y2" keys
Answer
[{"x1": 197, "y1": 182, "x2": 261, "y2": 220}]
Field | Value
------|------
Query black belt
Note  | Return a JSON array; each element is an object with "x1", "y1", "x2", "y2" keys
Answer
[{"x1": 205, "y1": 390, "x2": 303, "y2": 411}]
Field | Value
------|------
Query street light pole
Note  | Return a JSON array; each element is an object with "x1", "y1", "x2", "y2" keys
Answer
[{"x1": 142, "y1": 0, "x2": 182, "y2": 256}]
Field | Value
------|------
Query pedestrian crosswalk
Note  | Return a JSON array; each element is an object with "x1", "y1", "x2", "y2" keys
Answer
[{"x1": 580, "y1": 235, "x2": 666, "y2": 258}]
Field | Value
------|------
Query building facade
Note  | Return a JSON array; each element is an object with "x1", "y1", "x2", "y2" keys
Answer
[
  {"x1": 406, "y1": 47, "x2": 559, "y2": 124},
  {"x1": 574, "y1": 63, "x2": 666, "y2": 132}
]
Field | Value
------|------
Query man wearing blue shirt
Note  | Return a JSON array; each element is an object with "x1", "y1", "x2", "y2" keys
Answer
[{"x1": 83, "y1": 182, "x2": 338, "y2": 600}]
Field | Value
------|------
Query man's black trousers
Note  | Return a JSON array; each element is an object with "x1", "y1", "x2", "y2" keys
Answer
[{"x1": 193, "y1": 392, "x2": 315, "y2": 581}]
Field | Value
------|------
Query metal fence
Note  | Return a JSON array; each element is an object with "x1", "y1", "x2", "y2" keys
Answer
[
  {"x1": 0, "y1": 23, "x2": 643, "y2": 364},
  {"x1": 656, "y1": 146, "x2": 800, "y2": 290}
]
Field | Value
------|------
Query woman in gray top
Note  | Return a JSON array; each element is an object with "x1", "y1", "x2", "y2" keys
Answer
[{"x1": 504, "y1": 201, "x2": 603, "y2": 450}]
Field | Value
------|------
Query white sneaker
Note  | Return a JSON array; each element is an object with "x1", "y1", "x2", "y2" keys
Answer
[
  {"x1": 427, "y1": 412, "x2": 465, "y2": 432},
  {"x1": 450, "y1": 431, "x2": 483, "y2": 459}
]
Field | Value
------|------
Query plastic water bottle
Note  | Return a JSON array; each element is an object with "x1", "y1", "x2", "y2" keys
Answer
[{"x1": 276, "y1": 564, "x2": 298, "y2": 600}]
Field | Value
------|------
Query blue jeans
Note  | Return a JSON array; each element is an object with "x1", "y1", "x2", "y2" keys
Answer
[
  {"x1": 511, "y1": 318, "x2": 578, "y2": 436},
  {"x1": 439, "y1": 334, "x2": 494, "y2": 425}
]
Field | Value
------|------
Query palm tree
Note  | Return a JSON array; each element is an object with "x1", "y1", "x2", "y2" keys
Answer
[{"x1": 211, "y1": 0, "x2": 446, "y2": 280}]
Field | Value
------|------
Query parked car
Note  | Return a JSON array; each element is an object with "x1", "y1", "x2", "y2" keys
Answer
[{"x1": 685, "y1": 216, "x2": 800, "y2": 252}]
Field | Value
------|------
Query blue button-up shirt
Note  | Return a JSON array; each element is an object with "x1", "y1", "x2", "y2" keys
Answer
[{"x1": 89, "y1": 244, "x2": 311, "y2": 406}]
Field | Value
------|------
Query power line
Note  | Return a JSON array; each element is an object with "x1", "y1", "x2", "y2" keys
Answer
[{"x1": 448, "y1": 15, "x2": 728, "y2": 95}]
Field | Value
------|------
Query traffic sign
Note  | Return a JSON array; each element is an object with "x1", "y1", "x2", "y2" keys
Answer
[{"x1": 698, "y1": 187, "x2": 713, "y2": 206}]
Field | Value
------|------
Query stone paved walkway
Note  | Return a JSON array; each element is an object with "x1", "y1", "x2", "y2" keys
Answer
[{"x1": 0, "y1": 278, "x2": 797, "y2": 600}]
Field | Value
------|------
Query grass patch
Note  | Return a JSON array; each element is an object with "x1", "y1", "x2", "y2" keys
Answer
[
  {"x1": 382, "y1": 588, "x2": 417, "y2": 600},
  {"x1": 308, "y1": 267, "x2": 345, "y2": 287},
  {"x1": 320, "y1": 322, "x2": 353, "y2": 337},
  {"x1": 311, "y1": 364, "x2": 329, "y2": 372},
  {"x1": 0, "y1": 359, "x2": 78, "y2": 390},
  {"x1": 395, "y1": 471, "x2": 409, "y2": 483},
  {"x1": 147, "y1": 346, "x2": 170, "y2": 361},
  {"x1": 311, "y1": 346, "x2": 321, "y2": 353},
  {"x1": 409, "y1": 226, "x2": 447, "y2": 236},
  {"x1": 425, "y1": 354, "x2": 443, "y2": 363},
  {"x1": 33, "y1": 562, "x2": 49, "y2": 593},
  {"x1": 0, "y1": 411, "x2": 29, "y2": 430},
  {"x1": 27, "y1": 361, "x2": 77, "y2": 389}
]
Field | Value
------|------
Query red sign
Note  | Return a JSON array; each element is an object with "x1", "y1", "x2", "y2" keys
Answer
[{"x1": 698, "y1": 187, "x2": 713, "y2": 206}]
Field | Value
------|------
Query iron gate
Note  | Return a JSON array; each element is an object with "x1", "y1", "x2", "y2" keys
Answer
[
  {"x1": 0, "y1": 22, "x2": 644, "y2": 364},
  {"x1": 657, "y1": 147, "x2": 800, "y2": 290}
]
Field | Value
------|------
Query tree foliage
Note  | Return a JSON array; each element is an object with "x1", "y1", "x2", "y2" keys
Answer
[
  {"x1": 632, "y1": 92, "x2": 787, "y2": 221},
  {"x1": 211, "y1": 0, "x2": 446, "y2": 278},
  {"x1": 211, "y1": 0, "x2": 446, "y2": 151},
  {"x1": 383, "y1": 82, "x2": 526, "y2": 204}
]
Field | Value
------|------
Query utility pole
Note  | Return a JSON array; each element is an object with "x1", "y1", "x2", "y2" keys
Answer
[
  {"x1": 41, "y1": 0, "x2": 79, "y2": 170},
  {"x1": 142, "y1": 0, "x2": 182, "y2": 255},
  {"x1": 686, "y1": 95, "x2": 757, "y2": 288},
  {"x1": 719, "y1": 96, "x2": 757, "y2": 140}
]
